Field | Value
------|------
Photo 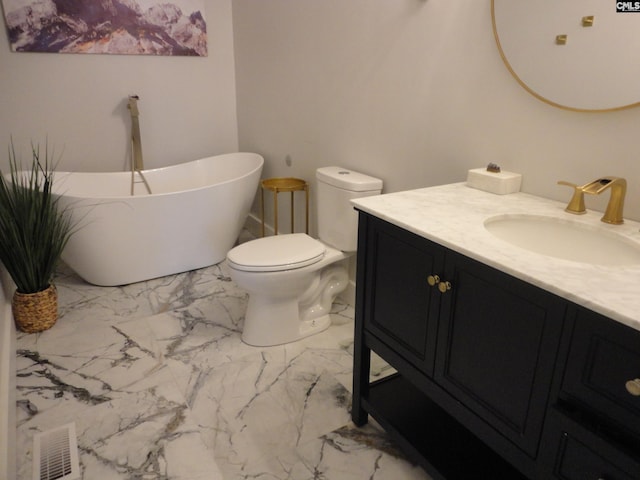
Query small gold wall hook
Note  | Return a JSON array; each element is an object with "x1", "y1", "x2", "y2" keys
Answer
[
  {"x1": 582, "y1": 15, "x2": 594, "y2": 27},
  {"x1": 555, "y1": 34, "x2": 567, "y2": 45}
]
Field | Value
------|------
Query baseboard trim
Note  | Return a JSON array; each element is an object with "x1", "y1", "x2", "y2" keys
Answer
[{"x1": 0, "y1": 270, "x2": 16, "y2": 480}]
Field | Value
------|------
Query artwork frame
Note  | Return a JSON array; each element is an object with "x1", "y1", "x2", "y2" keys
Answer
[{"x1": 2, "y1": 0, "x2": 207, "y2": 56}]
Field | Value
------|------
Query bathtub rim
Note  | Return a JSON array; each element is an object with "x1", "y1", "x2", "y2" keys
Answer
[{"x1": 51, "y1": 152, "x2": 264, "y2": 200}]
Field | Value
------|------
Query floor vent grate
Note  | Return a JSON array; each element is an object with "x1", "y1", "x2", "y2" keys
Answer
[{"x1": 33, "y1": 423, "x2": 80, "y2": 480}]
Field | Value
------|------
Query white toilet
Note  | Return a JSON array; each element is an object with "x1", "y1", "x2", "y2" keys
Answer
[{"x1": 226, "y1": 166, "x2": 383, "y2": 346}]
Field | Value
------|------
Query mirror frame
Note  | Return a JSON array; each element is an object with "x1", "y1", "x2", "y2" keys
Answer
[{"x1": 491, "y1": 0, "x2": 640, "y2": 113}]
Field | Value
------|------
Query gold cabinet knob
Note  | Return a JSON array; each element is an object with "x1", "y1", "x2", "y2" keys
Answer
[
  {"x1": 625, "y1": 378, "x2": 640, "y2": 396},
  {"x1": 428, "y1": 275, "x2": 452, "y2": 293}
]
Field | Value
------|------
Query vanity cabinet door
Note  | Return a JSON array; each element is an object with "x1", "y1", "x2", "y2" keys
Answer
[
  {"x1": 561, "y1": 308, "x2": 640, "y2": 442},
  {"x1": 434, "y1": 251, "x2": 566, "y2": 457},
  {"x1": 539, "y1": 407, "x2": 640, "y2": 480},
  {"x1": 361, "y1": 215, "x2": 444, "y2": 376}
]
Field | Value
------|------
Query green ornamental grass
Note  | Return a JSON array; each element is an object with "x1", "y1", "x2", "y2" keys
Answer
[{"x1": 0, "y1": 141, "x2": 75, "y2": 293}]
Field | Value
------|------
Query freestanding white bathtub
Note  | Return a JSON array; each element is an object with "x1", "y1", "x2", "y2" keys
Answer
[{"x1": 54, "y1": 152, "x2": 264, "y2": 286}]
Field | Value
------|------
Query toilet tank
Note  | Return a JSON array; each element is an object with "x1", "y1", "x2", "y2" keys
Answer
[{"x1": 316, "y1": 166, "x2": 383, "y2": 251}]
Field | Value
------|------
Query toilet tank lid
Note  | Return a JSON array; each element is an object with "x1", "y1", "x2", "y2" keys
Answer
[{"x1": 316, "y1": 166, "x2": 383, "y2": 192}]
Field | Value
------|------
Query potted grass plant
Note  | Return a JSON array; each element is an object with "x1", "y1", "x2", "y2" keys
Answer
[{"x1": 0, "y1": 141, "x2": 75, "y2": 333}]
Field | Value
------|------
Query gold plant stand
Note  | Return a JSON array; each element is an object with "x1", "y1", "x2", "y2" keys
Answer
[{"x1": 261, "y1": 177, "x2": 309, "y2": 236}]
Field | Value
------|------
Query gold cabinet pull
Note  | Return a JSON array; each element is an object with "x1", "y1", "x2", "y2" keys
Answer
[
  {"x1": 427, "y1": 275, "x2": 440, "y2": 287},
  {"x1": 625, "y1": 378, "x2": 640, "y2": 396},
  {"x1": 438, "y1": 281, "x2": 452, "y2": 294}
]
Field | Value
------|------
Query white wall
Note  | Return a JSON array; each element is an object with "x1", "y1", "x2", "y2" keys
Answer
[
  {"x1": 0, "y1": 3, "x2": 237, "y2": 477},
  {"x1": 0, "y1": 0, "x2": 239, "y2": 172},
  {"x1": 232, "y1": 0, "x2": 640, "y2": 228}
]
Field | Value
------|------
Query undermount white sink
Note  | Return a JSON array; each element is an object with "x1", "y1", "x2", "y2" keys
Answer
[{"x1": 484, "y1": 214, "x2": 640, "y2": 265}]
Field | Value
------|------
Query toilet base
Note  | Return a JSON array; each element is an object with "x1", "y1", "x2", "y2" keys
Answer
[
  {"x1": 241, "y1": 295, "x2": 332, "y2": 346},
  {"x1": 229, "y1": 243, "x2": 351, "y2": 347}
]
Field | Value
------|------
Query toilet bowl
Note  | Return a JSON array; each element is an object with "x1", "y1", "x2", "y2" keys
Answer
[
  {"x1": 227, "y1": 167, "x2": 383, "y2": 346},
  {"x1": 227, "y1": 233, "x2": 350, "y2": 346}
]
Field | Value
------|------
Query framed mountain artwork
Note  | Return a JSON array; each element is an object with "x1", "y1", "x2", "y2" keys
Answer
[{"x1": 2, "y1": 0, "x2": 207, "y2": 56}]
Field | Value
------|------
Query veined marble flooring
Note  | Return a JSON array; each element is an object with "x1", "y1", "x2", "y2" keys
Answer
[{"x1": 14, "y1": 244, "x2": 431, "y2": 479}]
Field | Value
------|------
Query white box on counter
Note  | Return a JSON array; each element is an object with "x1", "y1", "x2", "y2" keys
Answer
[{"x1": 466, "y1": 168, "x2": 522, "y2": 195}]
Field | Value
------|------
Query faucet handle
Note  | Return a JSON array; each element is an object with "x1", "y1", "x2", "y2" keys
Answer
[{"x1": 557, "y1": 181, "x2": 586, "y2": 214}]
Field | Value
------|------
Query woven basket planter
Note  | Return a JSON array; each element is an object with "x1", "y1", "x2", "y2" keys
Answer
[{"x1": 12, "y1": 284, "x2": 58, "y2": 333}]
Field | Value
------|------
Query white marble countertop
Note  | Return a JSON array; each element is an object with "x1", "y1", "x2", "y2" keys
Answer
[{"x1": 352, "y1": 182, "x2": 640, "y2": 332}]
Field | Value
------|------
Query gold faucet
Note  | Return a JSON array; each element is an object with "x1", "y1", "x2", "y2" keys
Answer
[
  {"x1": 583, "y1": 177, "x2": 626, "y2": 224},
  {"x1": 127, "y1": 95, "x2": 152, "y2": 195},
  {"x1": 558, "y1": 177, "x2": 626, "y2": 224},
  {"x1": 127, "y1": 95, "x2": 144, "y2": 172},
  {"x1": 557, "y1": 181, "x2": 587, "y2": 214}
]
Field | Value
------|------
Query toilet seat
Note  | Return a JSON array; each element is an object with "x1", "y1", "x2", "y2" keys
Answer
[{"x1": 227, "y1": 233, "x2": 326, "y2": 272}]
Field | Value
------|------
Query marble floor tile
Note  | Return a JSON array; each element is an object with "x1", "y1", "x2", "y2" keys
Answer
[
  {"x1": 15, "y1": 255, "x2": 431, "y2": 480},
  {"x1": 184, "y1": 349, "x2": 352, "y2": 475},
  {"x1": 225, "y1": 422, "x2": 430, "y2": 480}
]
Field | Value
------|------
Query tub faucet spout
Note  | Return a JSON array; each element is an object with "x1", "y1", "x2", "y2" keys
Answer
[
  {"x1": 127, "y1": 95, "x2": 144, "y2": 171},
  {"x1": 127, "y1": 95, "x2": 151, "y2": 195}
]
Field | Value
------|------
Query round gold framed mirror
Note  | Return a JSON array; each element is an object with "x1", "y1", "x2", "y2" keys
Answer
[{"x1": 492, "y1": 0, "x2": 640, "y2": 112}]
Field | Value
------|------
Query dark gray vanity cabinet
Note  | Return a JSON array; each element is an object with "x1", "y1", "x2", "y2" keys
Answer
[
  {"x1": 360, "y1": 212, "x2": 444, "y2": 376},
  {"x1": 561, "y1": 308, "x2": 640, "y2": 442},
  {"x1": 538, "y1": 307, "x2": 640, "y2": 480},
  {"x1": 434, "y1": 252, "x2": 565, "y2": 458},
  {"x1": 352, "y1": 212, "x2": 640, "y2": 480}
]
